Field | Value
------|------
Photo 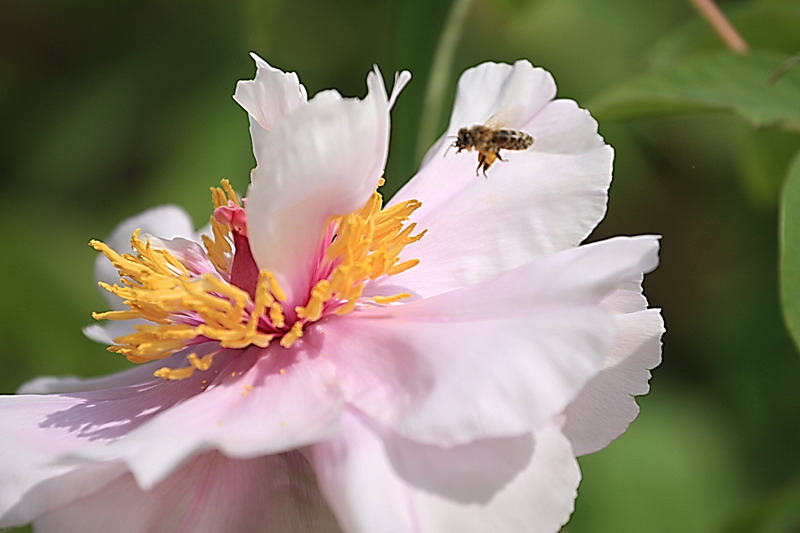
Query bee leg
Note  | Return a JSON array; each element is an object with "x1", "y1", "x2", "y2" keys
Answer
[
  {"x1": 480, "y1": 161, "x2": 491, "y2": 178},
  {"x1": 496, "y1": 151, "x2": 507, "y2": 162},
  {"x1": 476, "y1": 152, "x2": 487, "y2": 176}
]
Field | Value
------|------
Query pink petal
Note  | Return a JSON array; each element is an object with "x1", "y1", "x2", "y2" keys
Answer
[
  {"x1": 385, "y1": 62, "x2": 611, "y2": 299},
  {"x1": 1, "y1": 348, "x2": 223, "y2": 527},
  {"x1": 0, "y1": 394, "x2": 142, "y2": 528},
  {"x1": 313, "y1": 410, "x2": 580, "y2": 533},
  {"x1": 35, "y1": 451, "x2": 340, "y2": 533},
  {"x1": 328, "y1": 236, "x2": 658, "y2": 445},
  {"x1": 71, "y1": 344, "x2": 343, "y2": 489},
  {"x1": 245, "y1": 68, "x2": 393, "y2": 305},
  {"x1": 563, "y1": 307, "x2": 664, "y2": 456},
  {"x1": 147, "y1": 235, "x2": 218, "y2": 275}
]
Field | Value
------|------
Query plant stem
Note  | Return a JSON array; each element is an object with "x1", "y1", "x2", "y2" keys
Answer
[
  {"x1": 416, "y1": 0, "x2": 475, "y2": 161},
  {"x1": 689, "y1": 0, "x2": 749, "y2": 54}
]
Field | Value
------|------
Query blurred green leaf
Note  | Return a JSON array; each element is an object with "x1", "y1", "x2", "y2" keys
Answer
[
  {"x1": 719, "y1": 478, "x2": 800, "y2": 533},
  {"x1": 736, "y1": 128, "x2": 800, "y2": 209},
  {"x1": 591, "y1": 49, "x2": 800, "y2": 131},
  {"x1": 779, "y1": 151, "x2": 800, "y2": 353}
]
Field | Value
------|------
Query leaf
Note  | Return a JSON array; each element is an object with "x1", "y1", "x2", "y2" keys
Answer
[
  {"x1": 590, "y1": 49, "x2": 800, "y2": 131},
  {"x1": 779, "y1": 151, "x2": 800, "y2": 353},
  {"x1": 736, "y1": 128, "x2": 800, "y2": 209}
]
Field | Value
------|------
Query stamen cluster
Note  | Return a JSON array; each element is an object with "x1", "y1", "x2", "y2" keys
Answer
[{"x1": 90, "y1": 180, "x2": 424, "y2": 380}]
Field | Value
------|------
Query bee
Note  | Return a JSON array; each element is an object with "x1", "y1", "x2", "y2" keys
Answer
[{"x1": 451, "y1": 122, "x2": 534, "y2": 176}]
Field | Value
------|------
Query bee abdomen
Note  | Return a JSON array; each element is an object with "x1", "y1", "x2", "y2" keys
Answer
[{"x1": 492, "y1": 129, "x2": 534, "y2": 150}]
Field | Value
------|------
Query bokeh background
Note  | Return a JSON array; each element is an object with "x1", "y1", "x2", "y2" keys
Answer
[{"x1": 2, "y1": 0, "x2": 799, "y2": 531}]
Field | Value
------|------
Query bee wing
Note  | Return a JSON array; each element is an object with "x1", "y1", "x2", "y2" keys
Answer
[{"x1": 484, "y1": 105, "x2": 524, "y2": 128}]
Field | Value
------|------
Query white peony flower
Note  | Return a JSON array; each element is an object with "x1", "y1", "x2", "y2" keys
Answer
[{"x1": 0, "y1": 54, "x2": 663, "y2": 533}]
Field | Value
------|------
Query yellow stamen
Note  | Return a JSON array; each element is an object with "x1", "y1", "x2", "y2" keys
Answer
[
  {"x1": 387, "y1": 258, "x2": 420, "y2": 276},
  {"x1": 154, "y1": 365, "x2": 196, "y2": 380},
  {"x1": 263, "y1": 271, "x2": 287, "y2": 302},
  {"x1": 334, "y1": 298, "x2": 359, "y2": 316},
  {"x1": 269, "y1": 303, "x2": 286, "y2": 329},
  {"x1": 280, "y1": 321, "x2": 304, "y2": 348},
  {"x1": 220, "y1": 179, "x2": 241, "y2": 207},
  {"x1": 188, "y1": 352, "x2": 215, "y2": 371},
  {"x1": 89, "y1": 185, "x2": 289, "y2": 370},
  {"x1": 296, "y1": 188, "x2": 424, "y2": 319},
  {"x1": 371, "y1": 293, "x2": 412, "y2": 305},
  {"x1": 203, "y1": 179, "x2": 241, "y2": 276}
]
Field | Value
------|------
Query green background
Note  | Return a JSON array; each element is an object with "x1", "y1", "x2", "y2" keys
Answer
[{"x1": 1, "y1": 0, "x2": 799, "y2": 531}]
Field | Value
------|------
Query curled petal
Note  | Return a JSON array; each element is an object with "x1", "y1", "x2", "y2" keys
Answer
[
  {"x1": 313, "y1": 410, "x2": 579, "y2": 533},
  {"x1": 245, "y1": 69, "x2": 396, "y2": 304},
  {"x1": 233, "y1": 54, "x2": 309, "y2": 176},
  {"x1": 233, "y1": 53, "x2": 308, "y2": 133},
  {"x1": 563, "y1": 307, "x2": 664, "y2": 455}
]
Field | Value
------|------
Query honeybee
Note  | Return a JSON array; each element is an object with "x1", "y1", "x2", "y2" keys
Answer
[{"x1": 451, "y1": 122, "x2": 534, "y2": 176}]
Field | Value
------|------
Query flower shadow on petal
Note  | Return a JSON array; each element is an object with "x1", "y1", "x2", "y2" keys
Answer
[{"x1": 36, "y1": 345, "x2": 233, "y2": 442}]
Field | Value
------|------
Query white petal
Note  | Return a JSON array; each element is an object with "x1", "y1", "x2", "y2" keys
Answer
[
  {"x1": 389, "y1": 70, "x2": 412, "y2": 109},
  {"x1": 36, "y1": 451, "x2": 340, "y2": 533},
  {"x1": 448, "y1": 60, "x2": 556, "y2": 141},
  {"x1": 327, "y1": 236, "x2": 658, "y2": 445},
  {"x1": 82, "y1": 321, "x2": 137, "y2": 346},
  {"x1": 233, "y1": 53, "x2": 308, "y2": 133},
  {"x1": 416, "y1": 60, "x2": 555, "y2": 174},
  {"x1": 313, "y1": 411, "x2": 580, "y2": 533},
  {"x1": 245, "y1": 69, "x2": 392, "y2": 304},
  {"x1": 93, "y1": 205, "x2": 195, "y2": 309},
  {"x1": 563, "y1": 308, "x2": 664, "y2": 455},
  {"x1": 71, "y1": 344, "x2": 343, "y2": 490},
  {"x1": 387, "y1": 61, "x2": 611, "y2": 298},
  {"x1": 233, "y1": 54, "x2": 309, "y2": 180}
]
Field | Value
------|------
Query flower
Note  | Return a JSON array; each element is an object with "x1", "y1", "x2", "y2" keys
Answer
[{"x1": 0, "y1": 54, "x2": 663, "y2": 533}]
